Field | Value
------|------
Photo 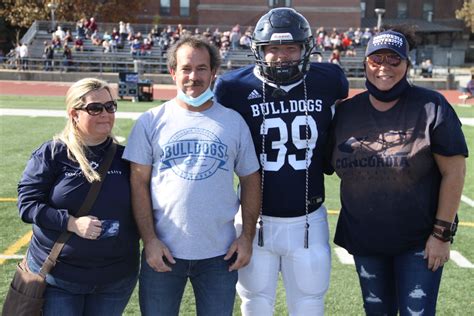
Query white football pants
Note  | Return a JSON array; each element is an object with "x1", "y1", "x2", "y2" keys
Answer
[{"x1": 235, "y1": 205, "x2": 331, "y2": 316}]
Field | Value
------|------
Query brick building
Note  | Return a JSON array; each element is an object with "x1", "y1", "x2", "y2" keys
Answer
[
  {"x1": 143, "y1": 0, "x2": 465, "y2": 30},
  {"x1": 140, "y1": 0, "x2": 470, "y2": 65},
  {"x1": 143, "y1": 0, "x2": 361, "y2": 29}
]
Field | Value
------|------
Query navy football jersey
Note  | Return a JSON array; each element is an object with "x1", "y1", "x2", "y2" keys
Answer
[{"x1": 215, "y1": 63, "x2": 348, "y2": 217}]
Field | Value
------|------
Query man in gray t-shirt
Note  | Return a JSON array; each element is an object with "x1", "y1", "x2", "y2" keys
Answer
[{"x1": 123, "y1": 36, "x2": 261, "y2": 316}]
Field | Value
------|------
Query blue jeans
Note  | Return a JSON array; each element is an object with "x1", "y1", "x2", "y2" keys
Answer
[
  {"x1": 139, "y1": 251, "x2": 238, "y2": 316},
  {"x1": 27, "y1": 253, "x2": 137, "y2": 316},
  {"x1": 353, "y1": 248, "x2": 443, "y2": 316}
]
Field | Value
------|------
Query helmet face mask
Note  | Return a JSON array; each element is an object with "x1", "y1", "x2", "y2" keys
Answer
[
  {"x1": 252, "y1": 8, "x2": 314, "y2": 85},
  {"x1": 261, "y1": 58, "x2": 303, "y2": 84}
]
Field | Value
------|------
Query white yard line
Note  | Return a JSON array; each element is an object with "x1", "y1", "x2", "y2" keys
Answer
[
  {"x1": 334, "y1": 247, "x2": 355, "y2": 265},
  {"x1": 461, "y1": 195, "x2": 474, "y2": 207},
  {"x1": 334, "y1": 248, "x2": 473, "y2": 269},
  {"x1": 0, "y1": 254, "x2": 24, "y2": 260},
  {"x1": 1, "y1": 109, "x2": 473, "y2": 126},
  {"x1": 460, "y1": 118, "x2": 474, "y2": 126},
  {"x1": 0, "y1": 108, "x2": 141, "y2": 120},
  {"x1": 449, "y1": 251, "x2": 474, "y2": 268},
  {"x1": 0, "y1": 108, "x2": 67, "y2": 118},
  {"x1": 1, "y1": 245, "x2": 473, "y2": 269}
]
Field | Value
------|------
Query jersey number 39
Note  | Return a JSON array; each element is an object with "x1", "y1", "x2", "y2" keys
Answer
[{"x1": 260, "y1": 116, "x2": 318, "y2": 171}]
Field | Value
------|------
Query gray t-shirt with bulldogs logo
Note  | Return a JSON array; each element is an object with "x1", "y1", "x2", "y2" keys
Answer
[{"x1": 123, "y1": 100, "x2": 259, "y2": 260}]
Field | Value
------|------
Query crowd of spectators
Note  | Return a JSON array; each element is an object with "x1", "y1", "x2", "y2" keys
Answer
[
  {"x1": 7, "y1": 21, "x2": 380, "y2": 72},
  {"x1": 10, "y1": 42, "x2": 29, "y2": 70},
  {"x1": 38, "y1": 19, "x2": 256, "y2": 63},
  {"x1": 420, "y1": 59, "x2": 433, "y2": 78},
  {"x1": 7, "y1": 19, "x2": 440, "y2": 75},
  {"x1": 313, "y1": 26, "x2": 379, "y2": 64},
  {"x1": 129, "y1": 23, "x2": 254, "y2": 61}
]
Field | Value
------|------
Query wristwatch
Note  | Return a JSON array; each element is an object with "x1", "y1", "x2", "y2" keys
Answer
[{"x1": 432, "y1": 219, "x2": 457, "y2": 243}]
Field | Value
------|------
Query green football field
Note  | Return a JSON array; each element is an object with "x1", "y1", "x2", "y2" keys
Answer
[{"x1": 0, "y1": 95, "x2": 473, "y2": 315}]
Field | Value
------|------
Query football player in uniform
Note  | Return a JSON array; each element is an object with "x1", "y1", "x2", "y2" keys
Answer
[{"x1": 214, "y1": 7, "x2": 348, "y2": 316}]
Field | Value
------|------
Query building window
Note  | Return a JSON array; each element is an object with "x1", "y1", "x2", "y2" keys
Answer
[
  {"x1": 397, "y1": 1, "x2": 408, "y2": 19},
  {"x1": 423, "y1": 1, "x2": 434, "y2": 21},
  {"x1": 269, "y1": 0, "x2": 291, "y2": 8},
  {"x1": 180, "y1": 0, "x2": 190, "y2": 16},
  {"x1": 361, "y1": 1, "x2": 366, "y2": 18},
  {"x1": 160, "y1": 0, "x2": 171, "y2": 16}
]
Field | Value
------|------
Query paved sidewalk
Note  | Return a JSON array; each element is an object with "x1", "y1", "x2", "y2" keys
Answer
[{"x1": 0, "y1": 108, "x2": 141, "y2": 120}]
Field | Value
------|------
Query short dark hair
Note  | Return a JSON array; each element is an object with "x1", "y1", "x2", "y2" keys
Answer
[
  {"x1": 380, "y1": 24, "x2": 419, "y2": 51},
  {"x1": 167, "y1": 36, "x2": 221, "y2": 72}
]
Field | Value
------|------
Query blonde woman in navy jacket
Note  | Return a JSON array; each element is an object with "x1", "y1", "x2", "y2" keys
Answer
[{"x1": 18, "y1": 78, "x2": 139, "y2": 315}]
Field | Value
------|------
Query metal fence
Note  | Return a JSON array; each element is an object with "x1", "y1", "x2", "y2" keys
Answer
[{"x1": 0, "y1": 56, "x2": 169, "y2": 74}]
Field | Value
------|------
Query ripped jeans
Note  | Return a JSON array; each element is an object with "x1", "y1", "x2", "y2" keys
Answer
[{"x1": 353, "y1": 247, "x2": 443, "y2": 316}]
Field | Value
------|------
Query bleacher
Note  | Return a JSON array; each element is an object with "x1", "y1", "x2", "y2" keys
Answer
[
  {"x1": 224, "y1": 47, "x2": 365, "y2": 77},
  {"x1": 4, "y1": 20, "x2": 365, "y2": 77},
  {"x1": 3, "y1": 21, "x2": 168, "y2": 73}
]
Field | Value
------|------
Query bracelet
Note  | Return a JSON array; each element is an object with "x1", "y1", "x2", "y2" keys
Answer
[
  {"x1": 434, "y1": 218, "x2": 454, "y2": 230},
  {"x1": 431, "y1": 227, "x2": 452, "y2": 242},
  {"x1": 431, "y1": 232, "x2": 451, "y2": 242}
]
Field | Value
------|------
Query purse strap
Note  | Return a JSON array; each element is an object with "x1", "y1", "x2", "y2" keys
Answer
[{"x1": 38, "y1": 142, "x2": 117, "y2": 278}]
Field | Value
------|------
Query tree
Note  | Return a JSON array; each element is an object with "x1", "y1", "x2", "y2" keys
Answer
[
  {"x1": 0, "y1": 0, "x2": 147, "y2": 29},
  {"x1": 0, "y1": 1, "x2": 49, "y2": 29},
  {"x1": 455, "y1": 0, "x2": 474, "y2": 33}
]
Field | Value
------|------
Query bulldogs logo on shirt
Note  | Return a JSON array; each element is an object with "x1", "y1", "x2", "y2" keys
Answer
[{"x1": 160, "y1": 128, "x2": 229, "y2": 180}]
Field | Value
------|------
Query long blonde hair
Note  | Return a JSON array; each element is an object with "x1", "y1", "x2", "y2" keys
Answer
[{"x1": 54, "y1": 78, "x2": 114, "y2": 183}]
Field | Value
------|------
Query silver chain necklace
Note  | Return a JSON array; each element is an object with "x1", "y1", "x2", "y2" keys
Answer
[{"x1": 258, "y1": 79, "x2": 311, "y2": 248}]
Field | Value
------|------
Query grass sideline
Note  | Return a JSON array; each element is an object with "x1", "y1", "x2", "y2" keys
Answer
[{"x1": 0, "y1": 96, "x2": 473, "y2": 315}]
